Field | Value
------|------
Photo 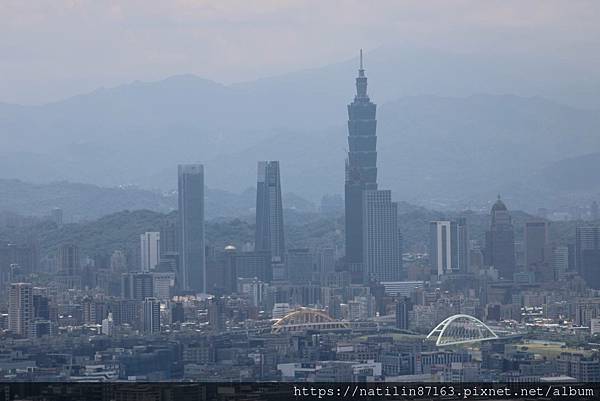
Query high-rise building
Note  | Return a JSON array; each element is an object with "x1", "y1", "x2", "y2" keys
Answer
[
  {"x1": 206, "y1": 245, "x2": 238, "y2": 295},
  {"x1": 255, "y1": 161, "x2": 285, "y2": 263},
  {"x1": 121, "y1": 272, "x2": 154, "y2": 300},
  {"x1": 160, "y1": 222, "x2": 178, "y2": 255},
  {"x1": 236, "y1": 251, "x2": 272, "y2": 283},
  {"x1": 101, "y1": 312, "x2": 114, "y2": 336},
  {"x1": 362, "y1": 190, "x2": 402, "y2": 283},
  {"x1": 57, "y1": 244, "x2": 80, "y2": 275},
  {"x1": 151, "y1": 272, "x2": 175, "y2": 300},
  {"x1": 395, "y1": 297, "x2": 412, "y2": 330},
  {"x1": 484, "y1": 197, "x2": 516, "y2": 280},
  {"x1": 429, "y1": 219, "x2": 469, "y2": 277},
  {"x1": 8, "y1": 282, "x2": 33, "y2": 337},
  {"x1": 208, "y1": 297, "x2": 226, "y2": 332},
  {"x1": 576, "y1": 226, "x2": 600, "y2": 289},
  {"x1": 345, "y1": 50, "x2": 378, "y2": 284},
  {"x1": 524, "y1": 221, "x2": 549, "y2": 269},
  {"x1": 178, "y1": 164, "x2": 206, "y2": 293},
  {"x1": 140, "y1": 231, "x2": 160, "y2": 272},
  {"x1": 430, "y1": 221, "x2": 452, "y2": 277},
  {"x1": 524, "y1": 220, "x2": 551, "y2": 281},
  {"x1": 552, "y1": 246, "x2": 569, "y2": 281},
  {"x1": 317, "y1": 248, "x2": 336, "y2": 283},
  {"x1": 142, "y1": 297, "x2": 161, "y2": 334},
  {"x1": 110, "y1": 250, "x2": 127, "y2": 273}
]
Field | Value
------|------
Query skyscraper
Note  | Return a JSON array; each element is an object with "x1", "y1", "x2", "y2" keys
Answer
[
  {"x1": 485, "y1": 196, "x2": 516, "y2": 280},
  {"x1": 8, "y1": 282, "x2": 33, "y2": 337},
  {"x1": 429, "y1": 219, "x2": 469, "y2": 277},
  {"x1": 142, "y1": 297, "x2": 161, "y2": 334},
  {"x1": 140, "y1": 231, "x2": 160, "y2": 272},
  {"x1": 255, "y1": 161, "x2": 285, "y2": 263},
  {"x1": 159, "y1": 221, "x2": 178, "y2": 255},
  {"x1": 362, "y1": 190, "x2": 402, "y2": 282},
  {"x1": 345, "y1": 50, "x2": 378, "y2": 284},
  {"x1": 395, "y1": 296, "x2": 412, "y2": 330},
  {"x1": 576, "y1": 225, "x2": 600, "y2": 289},
  {"x1": 178, "y1": 164, "x2": 206, "y2": 293},
  {"x1": 524, "y1": 220, "x2": 551, "y2": 281},
  {"x1": 58, "y1": 244, "x2": 80, "y2": 276},
  {"x1": 551, "y1": 245, "x2": 569, "y2": 281},
  {"x1": 430, "y1": 221, "x2": 452, "y2": 277}
]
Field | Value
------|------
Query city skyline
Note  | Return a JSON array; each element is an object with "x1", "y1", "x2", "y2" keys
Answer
[{"x1": 1, "y1": 6, "x2": 600, "y2": 386}]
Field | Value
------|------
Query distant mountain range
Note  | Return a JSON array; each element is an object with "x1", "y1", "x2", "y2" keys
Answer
[
  {"x1": 1, "y1": 48, "x2": 599, "y2": 211},
  {"x1": 0, "y1": 179, "x2": 315, "y2": 222}
]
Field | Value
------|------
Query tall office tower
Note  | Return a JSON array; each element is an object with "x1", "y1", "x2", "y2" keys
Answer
[
  {"x1": 484, "y1": 197, "x2": 516, "y2": 280},
  {"x1": 362, "y1": 190, "x2": 402, "y2": 283},
  {"x1": 395, "y1": 296, "x2": 412, "y2": 330},
  {"x1": 57, "y1": 244, "x2": 80, "y2": 275},
  {"x1": 429, "y1": 219, "x2": 470, "y2": 277},
  {"x1": 160, "y1": 222, "x2": 178, "y2": 254},
  {"x1": 140, "y1": 232, "x2": 160, "y2": 272},
  {"x1": 206, "y1": 245, "x2": 238, "y2": 295},
  {"x1": 255, "y1": 161, "x2": 285, "y2": 263},
  {"x1": 33, "y1": 293, "x2": 50, "y2": 320},
  {"x1": 8, "y1": 282, "x2": 33, "y2": 337},
  {"x1": 345, "y1": 50, "x2": 378, "y2": 284},
  {"x1": 430, "y1": 221, "x2": 452, "y2": 277},
  {"x1": 142, "y1": 297, "x2": 161, "y2": 334},
  {"x1": 552, "y1": 246, "x2": 569, "y2": 281},
  {"x1": 576, "y1": 226, "x2": 600, "y2": 289},
  {"x1": 455, "y1": 218, "x2": 469, "y2": 273},
  {"x1": 523, "y1": 221, "x2": 550, "y2": 271},
  {"x1": 208, "y1": 297, "x2": 226, "y2": 332},
  {"x1": 178, "y1": 164, "x2": 205, "y2": 293}
]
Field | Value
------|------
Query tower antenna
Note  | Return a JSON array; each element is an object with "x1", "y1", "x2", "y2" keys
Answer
[{"x1": 360, "y1": 49, "x2": 363, "y2": 70}]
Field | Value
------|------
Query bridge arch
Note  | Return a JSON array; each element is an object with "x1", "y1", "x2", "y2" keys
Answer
[
  {"x1": 271, "y1": 308, "x2": 350, "y2": 334},
  {"x1": 426, "y1": 314, "x2": 498, "y2": 346}
]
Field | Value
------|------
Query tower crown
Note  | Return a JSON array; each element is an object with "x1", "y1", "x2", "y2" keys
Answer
[{"x1": 355, "y1": 49, "x2": 368, "y2": 99}]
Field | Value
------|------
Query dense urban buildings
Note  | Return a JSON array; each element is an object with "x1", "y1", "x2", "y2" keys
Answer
[{"x1": 0, "y1": 51, "x2": 599, "y2": 385}]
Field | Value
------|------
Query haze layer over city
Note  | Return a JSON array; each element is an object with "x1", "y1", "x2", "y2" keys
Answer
[{"x1": 1, "y1": 0, "x2": 600, "y2": 385}]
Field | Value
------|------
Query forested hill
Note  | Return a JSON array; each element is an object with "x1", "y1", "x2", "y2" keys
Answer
[{"x1": 1, "y1": 205, "x2": 590, "y2": 266}]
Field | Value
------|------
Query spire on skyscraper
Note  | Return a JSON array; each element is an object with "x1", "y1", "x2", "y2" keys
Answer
[
  {"x1": 355, "y1": 49, "x2": 368, "y2": 98},
  {"x1": 360, "y1": 48, "x2": 363, "y2": 70}
]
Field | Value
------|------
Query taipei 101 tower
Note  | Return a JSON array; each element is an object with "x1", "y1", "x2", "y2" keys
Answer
[{"x1": 345, "y1": 50, "x2": 378, "y2": 284}]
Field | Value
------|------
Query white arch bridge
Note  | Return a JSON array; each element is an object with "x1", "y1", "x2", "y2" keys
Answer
[{"x1": 426, "y1": 314, "x2": 499, "y2": 346}]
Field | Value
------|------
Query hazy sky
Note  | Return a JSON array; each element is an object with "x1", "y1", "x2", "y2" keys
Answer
[{"x1": 1, "y1": 0, "x2": 599, "y2": 104}]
